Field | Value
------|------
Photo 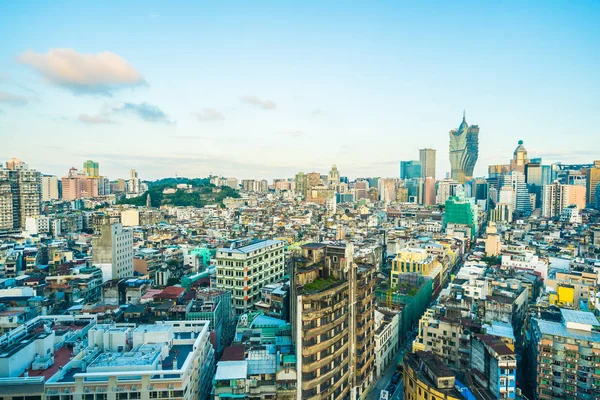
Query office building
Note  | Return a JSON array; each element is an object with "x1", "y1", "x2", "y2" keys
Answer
[
  {"x1": 92, "y1": 222, "x2": 134, "y2": 281},
  {"x1": 586, "y1": 160, "x2": 600, "y2": 207},
  {"x1": 291, "y1": 243, "x2": 376, "y2": 400},
  {"x1": 449, "y1": 112, "x2": 479, "y2": 184},
  {"x1": 83, "y1": 159, "x2": 100, "y2": 177},
  {"x1": 328, "y1": 164, "x2": 340, "y2": 187},
  {"x1": 503, "y1": 170, "x2": 532, "y2": 216},
  {"x1": 41, "y1": 175, "x2": 60, "y2": 201},
  {"x1": 215, "y1": 238, "x2": 285, "y2": 315},
  {"x1": 419, "y1": 148, "x2": 436, "y2": 180},
  {"x1": 400, "y1": 160, "x2": 421, "y2": 180},
  {"x1": 528, "y1": 309, "x2": 600, "y2": 400},
  {"x1": 128, "y1": 169, "x2": 141, "y2": 194},
  {"x1": 510, "y1": 140, "x2": 529, "y2": 174}
]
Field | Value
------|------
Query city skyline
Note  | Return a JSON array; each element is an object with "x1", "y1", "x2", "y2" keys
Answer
[{"x1": 1, "y1": 1, "x2": 599, "y2": 180}]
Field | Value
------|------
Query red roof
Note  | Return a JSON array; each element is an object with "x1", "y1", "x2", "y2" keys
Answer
[
  {"x1": 154, "y1": 286, "x2": 186, "y2": 299},
  {"x1": 220, "y1": 344, "x2": 245, "y2": 361},
  {"x1": 24, "y1": 346, "x2": 71, "y2": 379}
]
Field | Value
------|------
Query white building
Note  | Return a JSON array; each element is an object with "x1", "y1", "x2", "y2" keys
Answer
[
  {"x1": 41, "y1": 175, "x2": 59, "y2": 201},
  {"x1": 24, "y1": 215, "x2": 51, "y2": 235},
  {"x1": 92, "y1": 223, "x2": 134, "y2": 281},
  {"x1": 501, "y1": 251, "x2": 548, "y2": 280},
  {"x1": 374, "y1": 310, "x2": 399, "y2": 378},
  {"x1": 0, "y1": 316, "x2": 215, "y2": 400},
  {"x1": 216, "y1": 238, "x2": 285, "y2": 315},
  {"x1": 121, "y1": 209, "x2": 140, "y2": 226},
  {"x1": 436, "y1": 178, "x2": 460, "y2": 205}
]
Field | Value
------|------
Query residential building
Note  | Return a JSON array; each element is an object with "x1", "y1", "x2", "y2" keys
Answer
[
  {"x1": 436, "y1": 178, "x2": 460, "y2": 205},
  {"x1": 215, "y1": 238, "x2": 285, "y2": 315},
  {"x1": 92, "y1": 222, "x2": 134, "y2": 281},
  {"x1": 374, "y1": 309, "x2": 399, "y2": 378},
  {"x1": 444, "y1": 194, "x2": 478, "y2": 240},
  {"x1": 423, "y1": 176, "x2": 436, "y2": 205},
  {"x1": 354, "y1": 180, "x2": 369, "y2": 201},
  {"x1": 291, "y1": 243, "x2": 376, "y2": 400},
  {"x1": 0, "y1": 164, "x2": 41, "y2": 232},
  {"x1": 403, "y1": 351, "x2": 463, "y2": 400},
  {"x1": 83, "y1": 159, "x2": 99, "y2": 177},
  {"x1": 528, "y1": 309, "x2": 600, "y2": 400},
  {"x1": 586, "y1": 160, "x2": 600, "y2": 207},
  {"x1": 485, "y1": 223, "x2": 501, "y2": 256},
  {"x1": 449, "y1": 112, "x2": 479, "y2": 184},
  {"x1": 419, "y1": 148, "x2": 436, "y2": 180},
  {"x1": 471, "y1": 334, "x2": 517, "y2": 399},
  {"x1": 41, "y1": 175, "x2": 59, "y2": 201},
  {"x1": 542, "y1": 181, "x2": 586, "y2": 218}
]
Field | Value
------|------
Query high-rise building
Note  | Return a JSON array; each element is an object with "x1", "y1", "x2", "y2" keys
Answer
[
  {"x1": 436, "y1": 178, "x2": 460, "y2": 205},
  {"x1": 485, "y1": 223, "x2": 501, "y2": 256},
  {"x1": 5, "y1": 157, "x2": 26, "y2": 170},
  {"x1": 510, "y1": 140, "x2": 529, "y2": 173},
  {"x1": 128, "y1": 169, "x2": 141, "y2": 194},
  {"x1": 449, "y1": 112, "x2": 479, "y2": 184},
  {"x1": 354, "y1": 180, "x2": 369, "y2": 201},
  {"x1": 400, "y1": 160, "x2": 421, "y2": 180},
  {"x1": 419, "y1": 148, "x2": 437, "y2": 180},
  {"x1": 215, "y1": 238, "x2": 285, "y2": 315},
  {"x1": 380, "y1": 178, "x2": 397, "y2": 204},
  {"x1": 423, "y1": 176, "x2": 436, "y2": 205},
  {"x1": 328, "y1": 164, "x2": 340, "y2": 187},
  {"x1": 41, "y1": 175, "x2": 59, "y2": 201},
  {"x1": 0, "y1": 164, "x2": 41, "y2": 232},
  {"x1": 295, "y1": 172, "x2": 307, "y2": 199},
  {"x1": 503, "y1": 170, "x2": 532, "y2": 216},
  {"x1": 306, "y1": 172, "x2": 322, "y2": 192},
  {"x1": 291, "y1": 243, "x2": 376, "y2": 400},
  {"x1": 62, "y1": 168, "x2": 99, "y2": 200},
  {"x1": 83, "y1": 159, "x2": 100, "y2": 177},
  {"x1": 542, "y1": 181, "x2": 587, "y2": 218},
  {"x1": 444, "y1": 194, "x2": 478, "y2": 239},
  {"x1": 586, "y1": 160, "x2": 600, "y2": 207},
  {"x1": 92, "y1": 222, "x2": 134, "y2": 281}
]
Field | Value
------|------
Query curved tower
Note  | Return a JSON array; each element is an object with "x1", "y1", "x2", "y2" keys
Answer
[{"x1": 449, "y1": 111, "x2": 479, "y2": 183}]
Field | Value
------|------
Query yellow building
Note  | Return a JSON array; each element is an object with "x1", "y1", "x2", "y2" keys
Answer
[
  {"x1": 391, "y1": 248, "x2": 443, "y2": 292},
  {"x1": 403, "y1": 351, "x2": 462, "y2": 400}
]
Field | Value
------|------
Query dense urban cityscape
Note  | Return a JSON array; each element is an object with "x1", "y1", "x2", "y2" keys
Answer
[
  {"x1": 2, "y1": 2, "x2": 600, "y2": 400},
  {"x1": 1, "y1": 110, "x2": 600, "y2": 400}
]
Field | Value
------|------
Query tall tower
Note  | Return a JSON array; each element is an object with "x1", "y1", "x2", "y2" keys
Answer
[
  {"x1": 328, "y1": 164, "x2": 340, "y2": 187},
  {"x1": 83, "y1": 160, "x2": 100, "y2": 177},
  {"x1": 510, "y1": 140, "x2": 528, "y2": 173},
  {"x1": 419, "y1": 148, "x2": 436, "y2": 180},
  {"x1": 449, "y1": 111, "x2": 479, "y2": 184}
]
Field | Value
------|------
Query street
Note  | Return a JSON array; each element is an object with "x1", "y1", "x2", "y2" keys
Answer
[{"x1": 365, "y1": 335, "x2": 413, "y2": 400}]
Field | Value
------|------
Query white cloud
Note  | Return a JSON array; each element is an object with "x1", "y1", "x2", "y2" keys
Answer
[
  {"x1": 113, "y1": 102, "x2": 174, "y2": 124},
  {"x1": 192, "y1": 108, "x2": 225, "y2": 122},
  {"x1": 240, "y1": 95, "x2": 276, "y2": 110},
  {"x1": 18, "y1": 48, "x2": 145, "y2": 95},
  {"x1": 78, "y1": 114, "x2": 113, "y2": 124}
]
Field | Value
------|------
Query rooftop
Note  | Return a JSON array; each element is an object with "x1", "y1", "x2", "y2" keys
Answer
[
  {"x1": 215, "y1": 360, "x2": 248, "y2": 380},
  {"x1": 561, "y1": 309, "x2": 600, "y2": 328},
  {"x1": 218, "y1": 239, "x2": 283, "y2": 255}
]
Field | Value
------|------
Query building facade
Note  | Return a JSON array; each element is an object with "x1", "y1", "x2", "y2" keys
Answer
[{"x1": 449, "y1": 112, "x2": 479, "y2": 184}]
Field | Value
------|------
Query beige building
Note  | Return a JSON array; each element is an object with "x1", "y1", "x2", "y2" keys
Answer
[
  {"x1": 41, "y1": 175, "x2": 60, "y2": 201},
  {"x1": 419, "y1": 148, "x2": 436, "y2": 180},
  {"x1": 92, "y1": 222, "x2": 134, "y2": 281},
  {"x1": 542, "y1": 181, "x2": 586, "y2": 218},
  {"x1": 586, "y1": 160, "x2": 600, "y2": 206},
  {"x1": 292, "y1": 243, "x2": 376, "y2": 400},
  {"x1": 485, "y1": 222, "x2": 501, "y2": 256},
  {"x1": 121, "y1": 208, "x2": 141, "y2": 226}
]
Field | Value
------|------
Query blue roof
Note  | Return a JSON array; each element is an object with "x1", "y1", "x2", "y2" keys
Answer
[{"x1": 252, "y1": 315, "x2": 288, "y2": 328}]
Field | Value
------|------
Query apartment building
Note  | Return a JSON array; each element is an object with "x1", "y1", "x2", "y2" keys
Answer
[
  {"x1": 215, "y1": 238, "x2": 285, "y2": 315},
  {"x1": 528, "y1": 309, "x2": 600, "y2": 400},
  {"x1": 403, "y1": 351, "x2": 463, "y2": 400},
  {"x1": 374, "y1": 309, "x2": 399, "y2": 378},
  {"x1": 92, "y1": 222, "x2": 134, "y2": 281},
  {"x1": 471, "y1": 334, "x2": 517, "y2": 399},
  {"x1": 291, "y1": 243, "x2": 376, "y2": 400}
]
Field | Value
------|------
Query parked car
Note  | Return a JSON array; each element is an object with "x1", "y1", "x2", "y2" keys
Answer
[{"x1": 391, "y1": 372, "x2": 401, "y2": 384}]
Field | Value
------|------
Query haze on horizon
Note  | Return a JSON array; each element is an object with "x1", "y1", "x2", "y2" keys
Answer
[{"x1": 0, "y1": 1, "x2": 599, "y2": 181}]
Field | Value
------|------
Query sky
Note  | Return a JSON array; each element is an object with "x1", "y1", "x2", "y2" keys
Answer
[{"x1": 0, "y1": 0, "x2": 599, "y2": 181}]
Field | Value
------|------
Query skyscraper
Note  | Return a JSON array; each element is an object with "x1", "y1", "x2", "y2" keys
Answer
[
  {"x1": 509, "y1": 140, "x2": 529, "y2": 173},
  {"x1": 400, "y1": 160, "x2": 421, "y2": 180},
  {"x1": 328, "y1": 164, "x2": 340, "y2": 187},
  {"x1": 419, "y1": 148, "x2": 436, "y2": 179},
  {"x1": 41, "y1": 175, "x2": 59, "y2": 201},
  {"x1": 449, "y1": 112, "x2": 479, "y2": 184}
]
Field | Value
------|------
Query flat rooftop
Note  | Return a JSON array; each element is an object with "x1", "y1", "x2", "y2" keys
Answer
[{"x1": 218, "y1": 239, "x2": 283, "y2": 255}]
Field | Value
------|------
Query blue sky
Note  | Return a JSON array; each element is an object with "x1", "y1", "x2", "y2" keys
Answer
[{"x1": 1, "y1": 0, "x2": 599, "y2": 180}]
